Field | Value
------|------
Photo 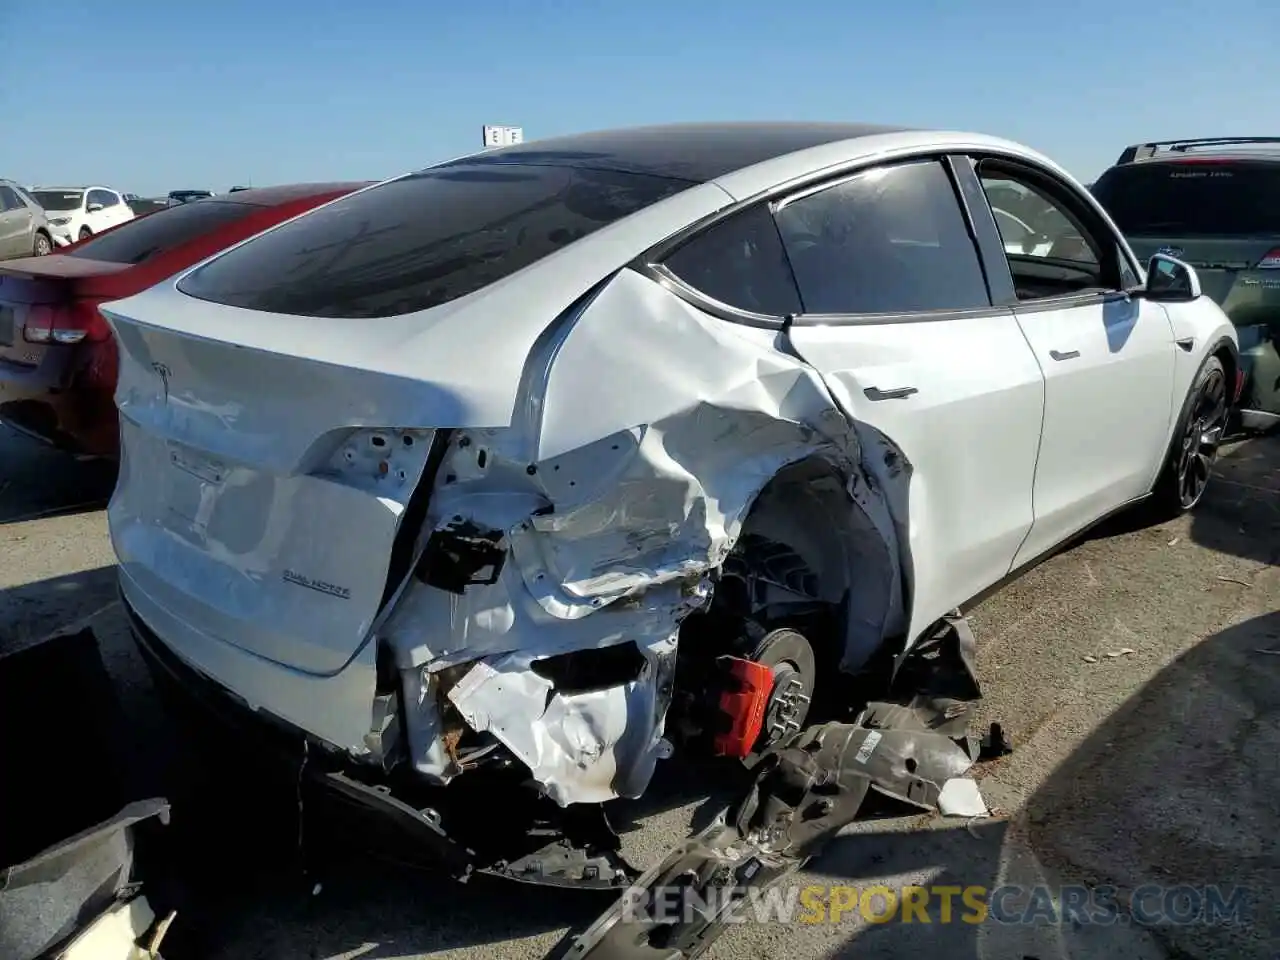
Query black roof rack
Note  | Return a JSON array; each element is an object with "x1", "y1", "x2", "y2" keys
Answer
[{"x1": 1116, "y1": 137, "x2": 1280, "y2": 165}]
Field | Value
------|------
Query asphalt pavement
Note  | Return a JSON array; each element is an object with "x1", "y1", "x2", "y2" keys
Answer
[{"x1": 1, "y1": 423, "x2": 1277, "y2": 960}]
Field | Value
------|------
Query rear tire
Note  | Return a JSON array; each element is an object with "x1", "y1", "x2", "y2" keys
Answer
[
  {"x1": 78, "y1": 226, "x2": 92, "y2": 241},
  {"x1": 1146, "y1": 355, "x2": 1229, "y2": 520},
  {"x1": 32, "y1": 231, "x2": 52, "y2": 256}
]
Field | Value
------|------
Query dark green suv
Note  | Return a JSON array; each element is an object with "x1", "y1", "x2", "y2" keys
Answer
[{"x1": 1092, "y1": 137, "x2": 1280, "y2": 431}]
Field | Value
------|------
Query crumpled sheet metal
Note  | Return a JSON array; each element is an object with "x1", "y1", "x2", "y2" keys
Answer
[
  {"x1": 447, "y1": 639, "x2": 676, "y2": 807},
  {"x1": 380, "y1": 268, "x2": 907, "y2": 805}
]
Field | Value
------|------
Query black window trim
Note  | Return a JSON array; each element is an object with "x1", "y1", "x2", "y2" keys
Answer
[
  {"x1": 643, "y1": 260, "x2": 794, "y2": 330},
  {"x1": 637, "y1": 144, "x2": 1148, "y2": 331},
  {"x1": 652, "y1": 153, "x2": 1007, "y2": 329},
  {"x1": 765, "y1": 155, "x2": 998, "y2": 329},
  {"x1": 958, "y1": 153, "x2": 1141, "y2": 315}
]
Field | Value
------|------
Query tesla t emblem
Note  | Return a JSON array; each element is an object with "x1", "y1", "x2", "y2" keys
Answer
[
  {"x1": 151, "y1": 362, "x2": 171, "y2": 403},
  {"x1": 1157, "y1": 246, "x2": 1184, "y2": 259}
]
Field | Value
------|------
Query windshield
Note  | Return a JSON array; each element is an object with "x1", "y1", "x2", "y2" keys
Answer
[
  {"x1": 169, "y1": 191, "x2": 212, "y2": 202},
  {"x1": 68, "y1": 199, "x2": 258, "y2": 265},
  {"x1": 32, "y1": 190, "x2": 84, "y2": 212},
  {"x1": 1092, "y1": 161, "x2": 1280, "y2": 237},
  {"x1": 177, "y1": 163, "x2": 691, "y2": 318}
]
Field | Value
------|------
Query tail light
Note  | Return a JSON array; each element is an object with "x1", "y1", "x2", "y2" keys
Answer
[
  {"x1": 22, "y1": 301, "x2": 112, "y2": 345},
  {"x1": 1255, "y1": 248, "x2": 1280, "y2": 269}
]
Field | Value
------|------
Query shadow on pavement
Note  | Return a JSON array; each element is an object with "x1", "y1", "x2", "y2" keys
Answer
[
  {"x1": 160, "y1": 755, "x2": 743, "y2": 959},
  {"x1": 0, "y1": 566, "x2": 119, "y2": 654},
  {"x1": 0, "y1": 425, "x2": 117, "y2": 525},
  {"x1": 811, "y1": 610, "x2": 1279, "y2": 960},
  {"x1": 1188, "y1": 436, "x2": 1280, "y2": 566}
]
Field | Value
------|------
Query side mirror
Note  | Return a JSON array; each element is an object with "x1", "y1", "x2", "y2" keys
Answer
[
  {"x1": 86, "y1": 202, "x2": 104, "y2": 213},
  {"x1": 1142, "y1": 253, "x2": 1201, "y2": 302}
]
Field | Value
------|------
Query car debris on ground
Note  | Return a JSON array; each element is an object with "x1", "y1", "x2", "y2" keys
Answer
[
  {"x1": 0, "y1": 629, "x2": 177, "y2": 960},
  {"x1": 558, "y1": 615, "x2": 1011, "y2": 960}
]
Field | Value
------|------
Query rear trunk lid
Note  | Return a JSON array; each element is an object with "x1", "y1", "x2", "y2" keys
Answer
[{"x1": 103, "y1": 293, "x2": 464, "y2": 676}]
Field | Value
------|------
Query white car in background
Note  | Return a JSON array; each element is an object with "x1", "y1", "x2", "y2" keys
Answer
[{"x1": 30, "y1": 186, "x2": 135, "y2": 246}]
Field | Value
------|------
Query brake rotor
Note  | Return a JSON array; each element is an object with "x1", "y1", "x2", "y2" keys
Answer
[{"x1": 747, "y1": 627, "x2": 816, "y2": 754}]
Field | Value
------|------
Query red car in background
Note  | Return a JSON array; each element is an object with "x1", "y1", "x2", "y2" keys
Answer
[{"x1": 0, "y1": 182, "x2": 369, "y2": 458}]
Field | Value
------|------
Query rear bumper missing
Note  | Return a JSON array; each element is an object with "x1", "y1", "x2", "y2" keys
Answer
[
  {"x1": 123, "y1": 592, "x2": 638, "y2": 888},
  {"x1": 122, "y1": 594, "x2": 477, "y2": 877}
]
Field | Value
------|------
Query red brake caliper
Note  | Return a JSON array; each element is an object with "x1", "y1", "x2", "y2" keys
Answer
[{"x1": 711, "y1": 656, "x2": 775, "y2": 759}]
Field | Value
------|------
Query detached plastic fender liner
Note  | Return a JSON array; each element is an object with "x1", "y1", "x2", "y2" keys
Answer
[{"x1": 0, "y1": 799, "x2": 171, "y2": 960}]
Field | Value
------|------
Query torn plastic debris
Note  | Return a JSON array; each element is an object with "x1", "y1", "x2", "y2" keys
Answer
[
  {"x1": 0, "y1": 799, "x2": 174, "y2": 960},
  {"x1": 560, "y1": 616, "x2": 1009, "y2": 959},
  {"x1": 562, "y1": 724, "x2": 998, "y2": 959},
  {"x1": 937, "y1": 778, "x2": 989, "y2": 818},
  {"x1": 562, "y1": 723, "x2": 877, "y2": 960}
]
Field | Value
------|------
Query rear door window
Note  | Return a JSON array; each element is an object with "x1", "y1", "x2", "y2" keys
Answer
[
  {"x1": 177, "y1": 165, "x2": 693, "y2": 318},
  {"x1": 774, "y1": 159, "x2": 990, "y2": 314},
  {"x1": 1092, "y1": 161, "x2": 1280, "y2": 236},
  {"x1": 0, "y1": 186, "x2": 23, "y2": 212},
  {"x1": 67, "y1": 199, "x2": 259, "y2": 265},
  {"x1": 661, "y1": 204, "x2": 802, "y2": 316}
]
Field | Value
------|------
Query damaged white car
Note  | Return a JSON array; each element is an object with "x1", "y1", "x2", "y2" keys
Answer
[{"x1": 102, "y1": 122, "x2": 1239, "y2": 887}]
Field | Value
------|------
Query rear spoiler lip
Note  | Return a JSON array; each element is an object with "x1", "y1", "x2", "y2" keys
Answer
[{"x1": 0, "y1": 256, "x2": 131, "y2": 281}]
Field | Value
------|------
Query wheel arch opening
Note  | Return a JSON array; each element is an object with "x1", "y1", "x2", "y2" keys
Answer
[{"x1": 700, "y1": 455, "x2": 903, "y2": 676}]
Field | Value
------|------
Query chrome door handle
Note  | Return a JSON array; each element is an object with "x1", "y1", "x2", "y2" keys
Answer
[
  {"x1": 864, "y1": 386, "x2": 918, "y2": 401},
  {"x1": 1049, "y1": 349, "x2": 1080, "y2": 361}
]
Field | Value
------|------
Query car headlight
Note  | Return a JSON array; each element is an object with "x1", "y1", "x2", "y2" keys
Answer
[{"x1": 48, "y1": 217, "x2": 70, "y2": 226}]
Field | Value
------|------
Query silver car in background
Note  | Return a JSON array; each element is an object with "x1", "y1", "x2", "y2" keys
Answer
[{"x1": 0, "y1": 180, "x2": 53, "y2": 259}]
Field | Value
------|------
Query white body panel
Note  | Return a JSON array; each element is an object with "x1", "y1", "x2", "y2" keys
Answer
[
  {"x1": 786, "y1": 313, "x2": 1044, "y2": 641},
  {"x1": 1011, "y1": 297, "x2": 1176, "y2": 567},
  {"x1": 39, "y1": 185, "x2": 134, "y2": 240}
]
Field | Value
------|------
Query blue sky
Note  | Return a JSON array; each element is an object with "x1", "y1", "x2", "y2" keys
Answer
[{"x1": 2, "y1": 0, "x2": 1272, "y2": 196}]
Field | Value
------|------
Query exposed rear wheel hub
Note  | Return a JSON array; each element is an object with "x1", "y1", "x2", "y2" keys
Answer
[{"x1": 749, "y1": 627, "x2": 816, "y2": 750}]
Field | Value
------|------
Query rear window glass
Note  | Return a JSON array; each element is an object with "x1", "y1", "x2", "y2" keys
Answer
[
  {"x1": 176, "y1": 164, "x2": 692, "y2": 318},
  {"x1": 33, "y1": 190, "x2": 83, "y2": 212},
  {"x1": 1092, "y1": 161, "x2": 1280, "y2": 236},
  {"x1": 662, "y1": 205, "x2": 802, "y2": 316},
  {"x1": 67, "y1": 200, "x2": 257, "y2": 265}
]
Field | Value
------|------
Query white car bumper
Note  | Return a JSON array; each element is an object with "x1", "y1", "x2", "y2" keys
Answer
[{"x1": 49, "y1": 225, "x2": 75, "y2": 247}]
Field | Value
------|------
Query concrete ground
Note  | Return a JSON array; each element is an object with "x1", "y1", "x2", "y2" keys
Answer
[{"x1": 1, "y1": 424, "x2": 1277, "y2": 960}]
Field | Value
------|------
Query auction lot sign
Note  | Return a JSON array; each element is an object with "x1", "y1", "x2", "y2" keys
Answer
[{"x1": 483, "y1": 125, "x2": 524, "y2": 148}]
